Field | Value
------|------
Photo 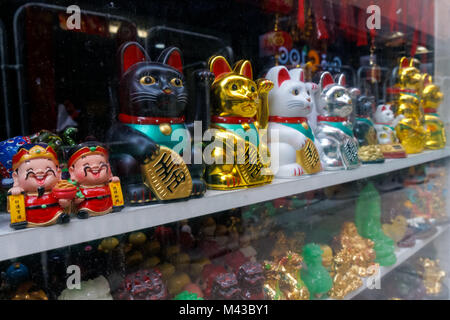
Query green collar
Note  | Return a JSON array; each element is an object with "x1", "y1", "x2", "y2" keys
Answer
[{"x1": 319, "y1": 121, "x2": 355, "y2": 137}]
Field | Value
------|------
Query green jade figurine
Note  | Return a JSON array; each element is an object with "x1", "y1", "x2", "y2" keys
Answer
[
  {"x1": 301, "y1": 243, "x2": 333, "y2": 299},
  {"x1": 355, "y1": 182, "x2": 397, "y2": 266}
]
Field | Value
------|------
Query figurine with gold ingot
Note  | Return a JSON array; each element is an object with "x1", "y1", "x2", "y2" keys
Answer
[{"x1": 205, "y1": 56, "x2": 273, "y2": 190}]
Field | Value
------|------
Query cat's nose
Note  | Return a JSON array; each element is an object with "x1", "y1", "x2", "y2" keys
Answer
[
  {"x1": 163, "y1": 88, "x2": 172, "y2": 95},
  {"x1": 307, "y1": 98, "x2": 311, "y2": 102}
]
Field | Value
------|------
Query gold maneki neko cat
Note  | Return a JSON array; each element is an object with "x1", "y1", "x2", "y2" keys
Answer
[
  {"x1": 393, "y1": 57, "x2": 427, "y2": 154},
  {"x1": 205, "y1": 56, "x2": 273, "y2": 190},
  {"x1": 422, "y1": 74, "x2": 446, "y2": 149}
]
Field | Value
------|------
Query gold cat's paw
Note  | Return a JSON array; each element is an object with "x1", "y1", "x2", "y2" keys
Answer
[{"x1": 257, "y1": 79, "x2": 274, "y2": 94}]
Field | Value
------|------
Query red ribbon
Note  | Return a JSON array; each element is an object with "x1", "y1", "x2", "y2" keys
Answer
[
  {"x1": 317, "y1": 116, "x2": 347, "y2": 122},
  {"x1": 118, "y1": 113, "x2": 185, "y2": 124},
  {"x1": 269, "y1": 116, "x2": 308, "y2": 123},
  {"x1": 311, "y1": 0, "x2": 329, "y2": 40},
  {"x1": 297, "y1": 0, "x2": 305, "y2": 29},
  {"x1": 211, "y1": 116, "x2": 255, "y2": 124}
]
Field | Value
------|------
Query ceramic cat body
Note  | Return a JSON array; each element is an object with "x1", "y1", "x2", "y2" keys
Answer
[
  {"x1": 374, "y1": 104, "x2": 404, "y2": 145},
  {"x1": 266, "y1": 66, "x2": 321, "y2": 178},
  {"x1": 314, "y1": 72, "x2": 360, "y2": 170},
  {"x1": 205, "y1": 56, "x2": 273, "y2": 190},
  {"x1": 106, "y1": 42, "x2": 213, "y2": 204}
]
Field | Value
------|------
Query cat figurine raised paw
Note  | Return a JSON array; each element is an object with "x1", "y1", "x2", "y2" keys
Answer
[
  {"x1": 265, "y1": 66, "x2": 321, "y2": 178},
  {"x1": 314, "y1": 72, "x2": 360, "y2": 170},
  {"x1": 205, "y1": 56, "x2": 273, "y2": 190},
  {"x1": 107, "y1": 42, "x2": 213, "y2": 204}
]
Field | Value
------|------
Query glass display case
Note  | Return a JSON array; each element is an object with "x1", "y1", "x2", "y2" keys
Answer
[{"x1": 0, "y1": 0, "x2": 448, "y2": 301}]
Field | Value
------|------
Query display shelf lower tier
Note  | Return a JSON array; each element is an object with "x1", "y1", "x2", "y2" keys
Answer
[
  {"x1": 338, "y1": 225, "x2": 450, "y2": 300},
  {"x1": 0, "y1": 148, "x2": 448, "y2": 262}
]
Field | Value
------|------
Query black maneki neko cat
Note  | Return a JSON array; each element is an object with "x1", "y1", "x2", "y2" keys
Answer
[{"x1": 106, "y1": 42, "x2": 214, "y2": 204}]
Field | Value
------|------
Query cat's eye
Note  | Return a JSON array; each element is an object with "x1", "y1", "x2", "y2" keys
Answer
[
  {"x1": 250, "y1": 86, "x2": 256, "y2": 93},
  {"x1": 140, "y1": 76, "x2": 156, "y2": 85},
  {"x1": 306, "y1": 90, "x2": 310, "y2": 95},
  {"x1": 335, "y1": 91, "x2": 343, "y2": 98},
  {"x1": 170, "y1": 78, "x2": 183, "y2": 87},
  {"x1": 231, "y1": 84, "x2": 238, "y2": 91},
  {"x1": 293, "y1": 89, "x2": 299, "y2": 96}
]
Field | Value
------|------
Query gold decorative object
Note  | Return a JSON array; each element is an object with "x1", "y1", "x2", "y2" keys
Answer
[
  {"x1": 417, "y1": 258, "x2": 446, "y2": 296},
  {"x1": 393, "y1": 57, "x2": 427, "y2": 154},
  {"x1": 141, "y1": 146, "x2": 192, "y2": 200},
  {"x1": 263, "y1": 252, "x2": 310, "y2": 300},
  {"x1": 421, "y1": 74, "x2": 446, "y2": 149},
  {"x1": 206, "y1": 56, "x2": 273, "y2": 190},
  {"x1": 329, "y1": 222, "x2": 378, "y2": 299},
  {"x1": 296, "y1": 139, "x2": 322, "y2": 174},
  {"x1": 358, "y1": 145, "x2": 384, "y2": 163}
]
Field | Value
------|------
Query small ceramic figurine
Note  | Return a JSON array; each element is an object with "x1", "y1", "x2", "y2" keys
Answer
[
  {"x1": 355, "y1": 183, "x2": 396, "y2": 266},
  {"x1": 68, "y1": 141, "x2": 124, "y2": 219},
  {"x1": 353, "y1": 95, "x2": 385, "y2": 164},
  {"x1": 58, "y1": 276, "x2": 112, "y2": 300},
  {"x1": 421, "y1": 74, "x2": 446, "y2": 149},
  {"x1": 393, "y1": 57, "x2": 427, "y2": 154},
  {"x1": 7, "y1": 143, "x2": 72, "y2": 229},
  {"x1": 373, "y1": 103, "x2": 407, "y2": 158},
  {"x1": 300, "y1": 243, "x2": 333, "y2": 299},
  {"x1": 238, "y1": 262, "x2": 265, "y2": 300},
  {"x1": 206, "y1": 55, "x2": 273, "y2": 190},
  {"x1": 210, "y1": 273, "x2": 241, "y2": 300},
  {"x1": 314, "y1": 72, "x2": 360, "y2": 170},
  {"x1": 265, "y1": 66, "x2": 321, "y2": 178},
  {"x1": 382, "y1": 215, "x2": 408, "y2": 243},
  {"x1": 114, "y1": 269, "x2": 167, "y2": 300},
  {"x1": 107, "y1": 42, "x2": 213, "y2": 204}
]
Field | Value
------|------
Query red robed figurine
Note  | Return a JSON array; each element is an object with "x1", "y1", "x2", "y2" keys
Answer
[
  {"x1": 8, "y1": 143, "x2": 71, "y2": 228},
  {"x1": 68, "y1": 141, "x2": 123, "y2": 219}
]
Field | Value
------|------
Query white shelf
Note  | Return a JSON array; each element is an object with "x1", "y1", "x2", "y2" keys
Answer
[
  {"x1": 0, "y1": 148, "x2": 449, "y2": 262},
  {"x1": 339, "y1": 225, "x2": 450, "y2": 300}
]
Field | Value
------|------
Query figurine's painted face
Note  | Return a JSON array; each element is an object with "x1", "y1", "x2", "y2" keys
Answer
[
  {"x1": 119, "y1": 43, "x2": 187, "y2": 118},
  {"x1": 209, "y1": 57, "x2": 258, "y2": 118},
  {"x1": 13, "y1": 158, "x2": 60, "y2": 193},
  {"x1": 266, "y1": 66, "x2": 313, "y2": 117},
  {"x1": 318, "y1": 72, "x2": 353, "y2": 118},
  {"x1": 374, "y1": 104, "x2": 395, "y2": 124},
  {"x1": 69, "y1": 154, "x2": 111, "y2": 185}
]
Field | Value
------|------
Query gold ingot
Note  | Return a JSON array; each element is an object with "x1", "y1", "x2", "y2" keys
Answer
[
  {"x1": 296, "y1": 139, "x2": 321, "y2": 174},
  {"x1": 141, "y1": 146, "x2": 192, "y2": 200},
  {"x1": 159, "y1": 123, "x2": 172, "y2": 136}
]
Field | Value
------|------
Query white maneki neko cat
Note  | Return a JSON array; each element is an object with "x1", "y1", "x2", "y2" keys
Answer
[
  {"x1": 266, "y1": 66, "x2": 322, "y2": 178},
  {"x1": 373, "y1": 103, "x2": 407, "y2": 158}
]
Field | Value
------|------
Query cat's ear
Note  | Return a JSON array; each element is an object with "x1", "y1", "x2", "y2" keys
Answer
[
  {"x1": 319, "y1": 72, "x2": 334, "y2": 90},
  {"x1": 158, "y1": 47, "x2": 183, "y2": 73},
  {"x1": 399, "y1": 57, "x2": 409, "y2": 70},
  {"x1": 234, "y1": 60, "x2": 253, "y2": 79},
  {"x1": 337, "y1": 74, "x2": 346, "y2": 86},
  {"x1": 423, "y1": 74, "x2": 432, "y2": 86},
  {"x1": 209, "y1": 56, "x2": 232, "y2": 79},
  {"x1": 266, "y1": 66, "x2": 290, "y2": 87},
  {"x1": 119, "y1": 42, "x2": 150, "y2": 75},
  {"x1": 288, "y1": 68, "x2": 304, "y2": 83}
]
